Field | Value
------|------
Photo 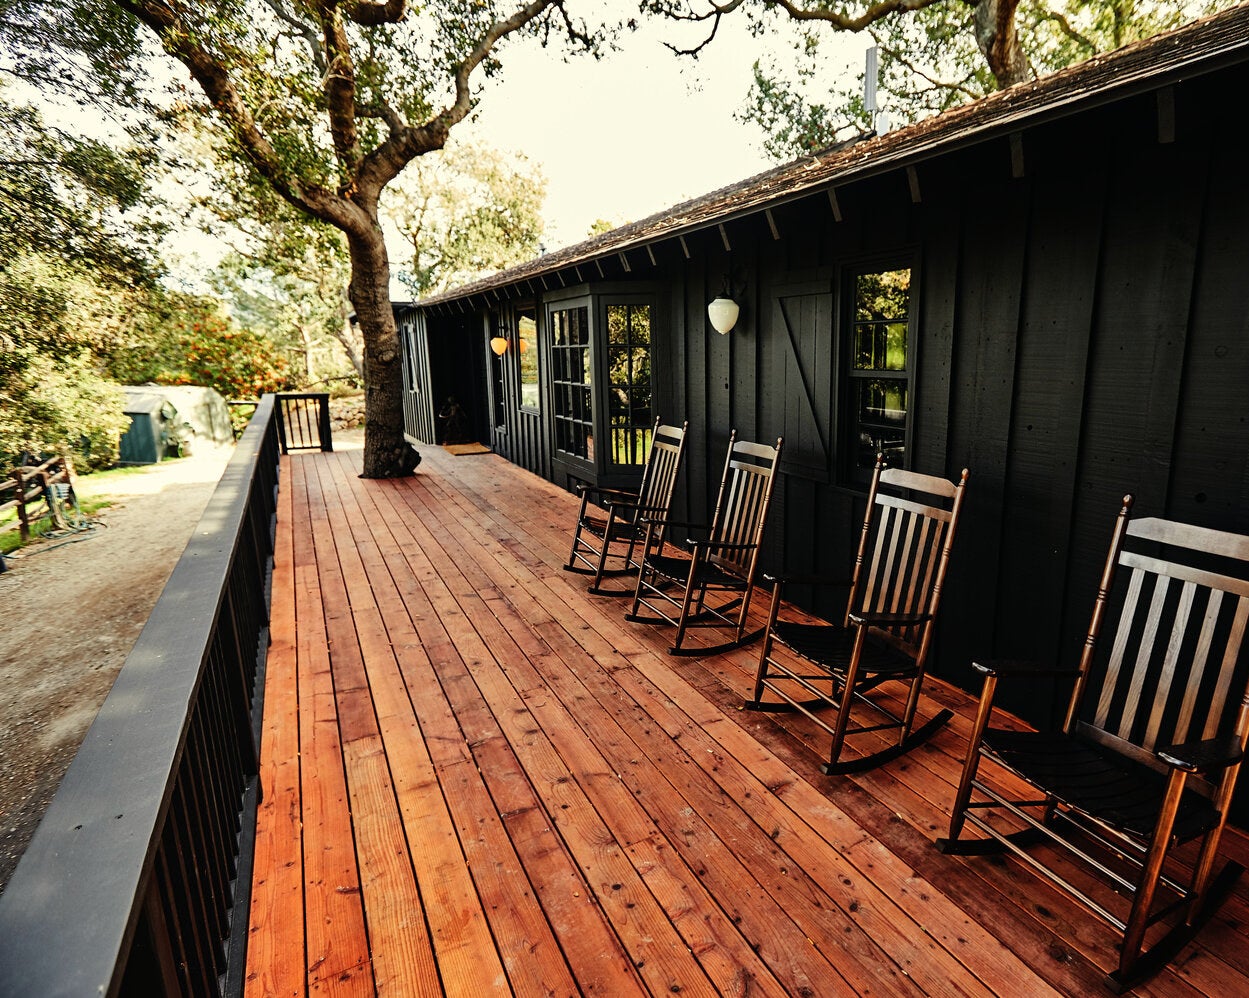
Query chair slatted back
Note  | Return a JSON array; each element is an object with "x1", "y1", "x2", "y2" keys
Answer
[
  {"x1": 1072, "y1": 509, "x2": 1249, "y2": 793},
  {"x1": 848, "y1": 463, "x2": 968, "y2": 656},
  {"x1": 706, "y1": 435, "x2": 783, "y2": 577},
  {"x1": 636, "y1": 421, "x2": 688, "y2": 547}
]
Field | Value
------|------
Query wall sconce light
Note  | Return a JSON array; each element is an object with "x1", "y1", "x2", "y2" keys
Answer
[
  {"x1": 490, "y1": 335, "x2": 509, "y2": 356},
  {"x1": 707, "y1": 296, "x2": 740, "y2": 335}
]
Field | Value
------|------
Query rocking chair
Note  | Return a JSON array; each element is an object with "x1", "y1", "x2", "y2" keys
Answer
[
  {"x1": 937, "y1": 496, "x2": 1249, "y2": 992},
  {"x1": 626, "y1": 432, "x2": 783, "y2": 655},
  {"x1": 746, "y1": 457, "x2": 969, "y2": 773},
  {"x1": 565, "y1": 419, "x2": 688, "y2": 595}
]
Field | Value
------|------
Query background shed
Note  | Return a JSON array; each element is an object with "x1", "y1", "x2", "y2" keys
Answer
[{"x1": 118, "y1": 390, "x2": 177, "y2": 465}]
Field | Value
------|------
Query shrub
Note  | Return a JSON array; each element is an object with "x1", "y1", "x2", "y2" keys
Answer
[{"x1": 0, "y1": 348, "x2": 129, "y2": 471}]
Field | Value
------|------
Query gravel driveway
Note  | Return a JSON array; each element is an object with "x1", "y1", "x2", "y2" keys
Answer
[{"x1": 0, "y1": 442, "x2": 234, "y2": 893}]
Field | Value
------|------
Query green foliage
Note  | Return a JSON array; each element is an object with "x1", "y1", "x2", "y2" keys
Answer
[
  {"x1": 389, "y1": 139, "x2": 548, "y2": 297},
  {"x1": 208, "y1": 218, "x2": 362, "y2": 387},
  {"x1": 726, "y1": 1, "x2": 1235, "y2": 162},
  {"x1": 0, "y1": 89, "x2": 163, "y2": 279},
  {"x1": 173, "y1": 313, "x2": 291, "y2": 400},
  {"x1": 0, "y1": 346, "x2": 129, "y2": 470},
  {"x1": 0, "y1": 86, "x2": 171, "y2": 470},
  {"x1": 110, "y1": 298, "x2": 291, "y2": 400}
]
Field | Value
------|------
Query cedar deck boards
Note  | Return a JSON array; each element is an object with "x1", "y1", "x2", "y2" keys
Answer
[{"x1": 246, "y1": 445, "x2": 1249, "y2": 997}]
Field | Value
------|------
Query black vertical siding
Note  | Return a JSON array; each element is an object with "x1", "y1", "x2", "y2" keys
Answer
[
  {"x1": 1169, "y1": 136, "x2": 1249, "y2": 533},
  {"x1": 404, "y1": 60, "x2": 1249, "y2": 732},
  {"x1": 994, "y1": 121, "x2": 1106, "y2": 687}
]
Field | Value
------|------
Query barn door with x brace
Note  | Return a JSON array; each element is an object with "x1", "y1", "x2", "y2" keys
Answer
[{"x1": 769, "y1": 282, "x2": 834, "y2": 482}]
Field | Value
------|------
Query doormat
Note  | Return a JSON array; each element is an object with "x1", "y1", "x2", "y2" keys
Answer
[{"x1": 443, "y1": 442, "x2": 492, "y2": 456}]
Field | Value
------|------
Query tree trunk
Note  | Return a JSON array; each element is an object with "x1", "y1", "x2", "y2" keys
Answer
[
  {"x1": 336, "y1": 299, "x2": 367, "y2": 381},
  {"x1": 347, "y1": 226, "x2": 420, "y2": 478},
  {"x1": 975, "y1": 0, "x2": 1031, "y2": 89},
  {"x1": 299, "y1": 324, "x2": 316, "y2": 384}
]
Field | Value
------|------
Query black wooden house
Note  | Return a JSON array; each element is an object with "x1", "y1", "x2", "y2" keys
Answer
[{"x1": 399, "y1": 5, "x2": 1249, "y2": 726}]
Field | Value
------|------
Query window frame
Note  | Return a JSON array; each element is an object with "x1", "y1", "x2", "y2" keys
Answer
[
  {"x1": 838, "y1": 253, "x2": 919, "y2": 487},
  {"x1": 516, "y1": 303, "x2": 540, "y2": 414},
  {"x1": 599, "y1": 294, "x2": 655, "y2": 474},
  {"x1": 546, "y1": 296, "x2": 596, "y2": 470},
  {"x1": 543, "y1": 283, "x2": 661, "y2": 486}
]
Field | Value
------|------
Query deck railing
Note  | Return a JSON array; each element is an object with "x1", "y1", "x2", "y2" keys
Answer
[
  {"x1": 0, "y1": 395, "x2": 282, "y2": 998},
  {"x1": 274, "y1": 391, "x2": 333, "y2": 453}
]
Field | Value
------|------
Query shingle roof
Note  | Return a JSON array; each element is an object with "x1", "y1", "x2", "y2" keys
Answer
[{"x1": 417, "y1": 3, "x2": 1249, "y2": 308}]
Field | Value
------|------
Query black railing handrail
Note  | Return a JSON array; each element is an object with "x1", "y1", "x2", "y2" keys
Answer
[{"x1": 0, "y1": 395, "x2": 281, "y2": 997}]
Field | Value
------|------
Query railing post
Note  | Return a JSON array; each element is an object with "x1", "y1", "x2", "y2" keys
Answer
[
  {"x1": 12, "y1": 468, "x2": 29, "y2": 541},
  {"x1": 274, "y1": 396, "x2": 289, "y2": 455},
  {"x1": 317, "y1": 392, "x2": 333, "y2": 452}
]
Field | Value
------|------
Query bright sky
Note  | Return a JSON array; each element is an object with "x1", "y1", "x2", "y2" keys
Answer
[{"x1": 464, "y1": 10, "x2": 861, "y2": 251}]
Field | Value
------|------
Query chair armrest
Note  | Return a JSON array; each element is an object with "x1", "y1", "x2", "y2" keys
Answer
[
  {"x1": 848, "y1": 610, "x2": 932, "y2": 627},
  {"x1": 1156, "y1": 736, "x2": 1245, "y2": 774},
  {"x1": 577, "y1": 484, "x2": 639, "y2": 501},
  {"x1": 970, "y1": 659, "x2": 1083, "y2": 679},
  {"x1": 761, "y1": 573, "x2": 852, "y2": 587}
]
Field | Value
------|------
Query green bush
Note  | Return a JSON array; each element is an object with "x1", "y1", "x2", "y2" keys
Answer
[
  {"x1": 108, "y1": 306, "x2": 291, "y2": 401},
  {"x1": 0, "y1": 348, "x2": 129, "y2": 471}
]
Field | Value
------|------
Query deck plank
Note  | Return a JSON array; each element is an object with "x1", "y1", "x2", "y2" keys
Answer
[
  {"x1": 245, "y1": 444, "x2": 1249, "y2": 998},
  {"x1": 244, "y1": 456, "x2": 304, "y2": 998},
  {"x1": 295, "y1": 458, "x2": 375, "y2": 997}
]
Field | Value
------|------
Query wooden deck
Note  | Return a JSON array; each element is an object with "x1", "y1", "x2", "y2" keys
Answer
[{"x1": 244, "y1": 443, "x2": 1249, "y2": 997}]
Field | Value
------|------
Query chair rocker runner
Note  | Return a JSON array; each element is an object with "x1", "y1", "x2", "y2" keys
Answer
[
  {"x1": 937, "y1": 496, "x2": 1249, "y2": 992},
  {"x1": 746, "y1": 457, "x2": 968, "y2": 774},
  {"x1": 565, "y1": 419, "x2": 688, "y2": 595},
  {"x1": 626, "y1": 432, "x2": 783, "y2": 655}
]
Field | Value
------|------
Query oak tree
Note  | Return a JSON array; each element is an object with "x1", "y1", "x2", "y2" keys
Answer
[{"x1": 5, "y1": 1, "x2": 608, "y2": 477}]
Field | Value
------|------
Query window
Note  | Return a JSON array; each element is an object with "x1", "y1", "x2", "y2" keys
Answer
[
  {"x1": 550, "y1": 304, "x2": 593, "y2": 460},
  {"x1": 489, "y1": 315, "x2": 506, "y2": 429},
  {"x1": 518, "y1": 307, "x2": 539, "y2": 411},
  {"x1": 605, "y1": 303, "x2": 652, "y2": 468},
  {"x1": 843, "y1": 265, "x2": 913, "y2": 483}
]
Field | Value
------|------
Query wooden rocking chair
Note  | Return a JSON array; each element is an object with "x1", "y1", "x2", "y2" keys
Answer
[
  {"x1": 937, "y1": 496, "x2": 1249, "y2": 992},
  {"x1": 626, "y1": 432, "x2": 783, "y2": 655},
  {"x1": 746, "y1": 457, "x2": 969, "y2": 773},
  {"x1": 565, "y1": 419, "x2": 688, "y2": 595}
]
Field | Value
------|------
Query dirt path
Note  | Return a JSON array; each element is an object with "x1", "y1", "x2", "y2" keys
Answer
[{"x1": 0, "y1": 443, "x2": 235, "y2": 893}]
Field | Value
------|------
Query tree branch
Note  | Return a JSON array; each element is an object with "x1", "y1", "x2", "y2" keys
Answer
[
  {"x1": 314, "y1": 5, "x2": 364, "y2": 186},
  {"x1": 114, "y1": 0, "x2": 366, "y2": 233},
  {"x1": 764, "y1": 0, "x2": 941, "y2": 31},
  {"x1": 345, "y1": 0, "x2": 406, "y2": 27},
  {"x1": 358, "y1": 0, "x2": 573, "y2": 196},
  {"x1": 262, "y1": 0, "x2": 327, "y2": 74}
]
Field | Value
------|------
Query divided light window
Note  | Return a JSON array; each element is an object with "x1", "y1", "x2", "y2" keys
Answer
[
  {"x1": 518, "y1": 307, "x2": 539, "y2": 410},
  {"x1": 489, "y1": 315, "x2": 505, "y2": 429},
  {"x1": 606, "y1": 303, "x2": 652, "y2": 468},
  {"x1": 551, "y1": 305, "x2": 593, "y2": 460},
  {"x1": 844, "y1": 265, "x2": 912, "y2": 484}
]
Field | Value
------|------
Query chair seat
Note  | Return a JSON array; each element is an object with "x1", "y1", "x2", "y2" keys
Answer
[
  {"x1": 578, "y1": 513, "x2": 644, "y2": 543},
  {"x1": 771, "y1": 621, "x2": 919, "y2": 677},
  {"x1": 982, "y1": 728, "x2": 1220, "y2": 843},
  {"x1": 645, "y1": 552, "x2": 744, "y2": 588}
]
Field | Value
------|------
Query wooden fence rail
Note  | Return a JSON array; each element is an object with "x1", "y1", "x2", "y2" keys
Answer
[
  {"x1": 0, "y1": 395, "x2": 281, "y2": 998},
  {"x1": 0, "y1": 455, "x2": 75, "y2": 541}
]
